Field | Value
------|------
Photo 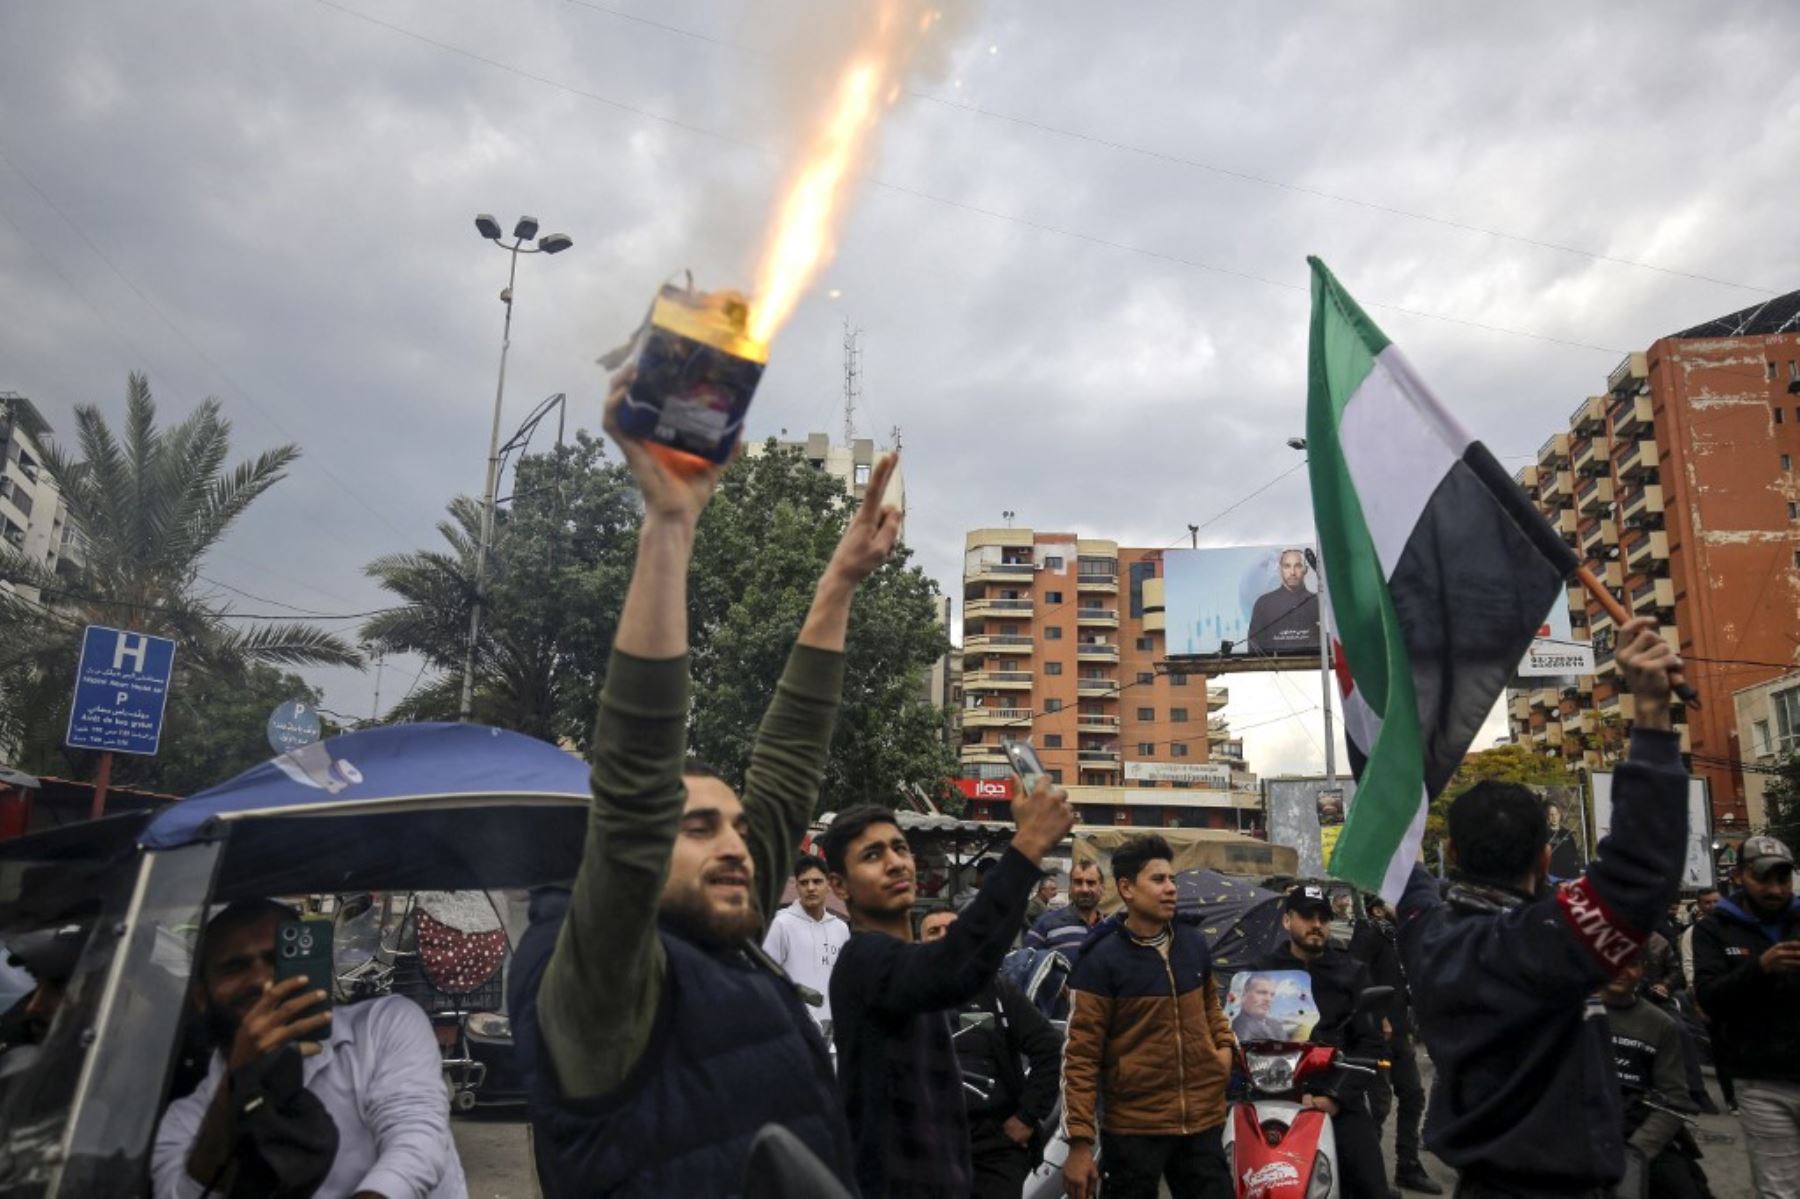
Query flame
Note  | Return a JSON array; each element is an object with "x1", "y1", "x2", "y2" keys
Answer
[{"x1": 748, "y1": 2, "x2": 929, "y2": 344}]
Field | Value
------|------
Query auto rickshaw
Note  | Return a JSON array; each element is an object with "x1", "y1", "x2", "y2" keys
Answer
[{"x1": 0, "y1": 721, "x2": 594, "y2": 1197}]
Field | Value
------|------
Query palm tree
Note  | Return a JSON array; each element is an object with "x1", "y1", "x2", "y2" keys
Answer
[{"x1": 0, "y1": 373, "x2": 361, "y2": 771}]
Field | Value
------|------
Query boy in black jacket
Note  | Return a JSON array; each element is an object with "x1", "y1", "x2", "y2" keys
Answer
[
  {"x1": 1397, "y1": 616, "x2": 1689, "y2": 1198},
  {"x1": 1690, "y1": 833, "x2": 1799, "y2": 1197},
  {"x1": 1257, "y1": 883, "x2": 1394, "y2": 1199}
]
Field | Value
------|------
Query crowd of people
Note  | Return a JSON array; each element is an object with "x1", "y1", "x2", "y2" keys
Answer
[{"x1": 9, "y1": 368, "x2": 1799, "y2": 1199}]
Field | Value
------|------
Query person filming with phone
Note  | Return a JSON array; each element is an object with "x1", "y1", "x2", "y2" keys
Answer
[{"x1": 153, "y1": 899, "x2": 467, "y2": 1198}]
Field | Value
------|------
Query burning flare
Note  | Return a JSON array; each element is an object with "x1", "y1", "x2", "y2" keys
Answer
[{"x1": 749, "y1": 3, "x2": 940, "y2": 344}]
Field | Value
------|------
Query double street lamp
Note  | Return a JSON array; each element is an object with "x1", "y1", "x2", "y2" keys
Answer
[{"x1": 460, "y1": 214, "x2": 573, "y2": 721}]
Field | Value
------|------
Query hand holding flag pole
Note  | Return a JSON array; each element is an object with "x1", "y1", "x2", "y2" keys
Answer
[{"x1": 1570, "y1": 565, "x2": 1700, "y2": 708}]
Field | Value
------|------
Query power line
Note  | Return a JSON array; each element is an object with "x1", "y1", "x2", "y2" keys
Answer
[
  {"x1": 563, "y1": 0, "x2": 1780, "y2": 298},
  {"x1": 22, "y1": 585, "x2": 398, "y2": 623},
  {"x1": 315, "y1": 0, "x2": 1629, "y2": 356}
]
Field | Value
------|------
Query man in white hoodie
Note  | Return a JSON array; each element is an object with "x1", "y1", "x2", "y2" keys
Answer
[{"x1": 762, "y1": 853, "x2": 850, "y2": 1027}]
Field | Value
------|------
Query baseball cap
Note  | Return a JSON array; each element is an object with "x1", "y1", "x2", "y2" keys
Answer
[
  {"x1": 5, "y1": 924, "x2": 87, "y2": 986},
  {"x1": 1282, "y1": 883, "x2": 1334, "y2": 917},
  {"x1": 1740, "y1": 835, "x2": 1793, "y2": 878}
]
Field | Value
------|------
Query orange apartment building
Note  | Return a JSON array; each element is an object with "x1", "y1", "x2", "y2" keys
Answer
[
  {"x1": 1508, "y1": 290, "x2": 1800, "y2": 830},
  {"x1": 958, "y1": 528, "x2": 1255, "y2": 830}
]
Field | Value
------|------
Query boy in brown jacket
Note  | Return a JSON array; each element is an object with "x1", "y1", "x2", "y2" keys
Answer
[{"x1": 1061, "y1": 834, "x2": 1233, "y2": 1199}]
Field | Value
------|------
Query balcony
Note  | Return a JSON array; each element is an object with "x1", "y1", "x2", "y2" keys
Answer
[
  {"x1": 963, "y1": 634, "x2": 1034, "y2": 656},
  {"x1": 964, "y1": 669, "x2": 1033, "y2": 691},
  {"x1": 1214, "y1": 740, "x2": 1246, "y2": 765},
  {"x1": 1077, "y1": 678, "x2": 1121, "y2": 697},
  {"x1": 969, "y1": 560, "x2": 1037, "y2": 585},
  {"x1": 964, "y1": 597, "x2": 1034, "y2": 621},
  {"x1": 1076, "y1": 606, "x2": 1120, "y2": 628},
  {"x1": 1614, "y1": 439, "x2": 1658, "y2": 479},
  {"x1": 1208, "y1": 715, "x2": 1231, "y2": 735},
  {"x1": 960, "y1": 743, "x2": 1009, "y2": 765},
  {"x1": 1612, "y1": 394, "x2": 1654, "y2": 437},
  {"x1": 1571, "y1": 395, "x2": 1606, "y2": 434},
  {"x1": 1077, "y1": 643, "x2": 1121, "y2": 663},
  {"x1": 1575, "y1": 476, "x2": 1615, "y2": 517},
  {"x1": 1077, "y1": 713, "x2": 1121, "y2": 732},
  {"x1": 1077, "y1": 572, "x2": 1119, "y2": 593},
  {"x1": 1207, "y1": 686, "x2": 1230, "y2": 708},
  {"x1": 1509, "y1": 693, "x2": 1531, "y2": 721},
  {"x1": 1515, "y1": 464, "x2": 1540, "y2": 490},
  {"x1": 1624, "y1": 529, "x2": 1670, "y2": 572},
  {"x1": 962, "y1": 706, "x2": 1032, "y2": 728},
  {"x1": 1531, "y1": 686, "x2": 1558, "y2": 710},
  {"x1": 1538, "y1": 432, "x2": 1571, "y2": 468},
  {"x1": 1572, "y1": 435, "x2": 1612, "y2": 475},
  {"x1": 1078, "y1": 749, "x2": 1122, "y2": 768},
  {"x1": 1620, "y1": 484, "x2": 1664, "y2": 521},
  {"x1": 1538, "y1": 469, "x2": 1573, "y2": 503},
  {"x1": 1579, "y1": 518, "x2": 1619, "y2": 558},
  {"x1": 1565, "y1": 710, "x2": 1589, "y2": 735},
  {"x1": 1629, "y1": 579, "x2": 1657, "y2": 615},
  {"x1": 1608, "y1": 351, "x2": 1649, "y2": 396},
  {"x1": 1545, "y1": 721, "x2": 1564, "y2": 747},
  {"x1": 1553, "y1": 509, "x2": 1578, "y2": 538}
]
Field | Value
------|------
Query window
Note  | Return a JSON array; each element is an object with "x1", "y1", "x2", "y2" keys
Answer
[
  {"x1": 1775, "y1": 688, "x2": 1800, "y2": 751},
  {"x1": 1136, "y1": 671, "x2": 1154, "y2": 685},
  {"x1": 1172, "y1": 743, "x2": 1190, "y2": 758},
  {"x1": 1779, "y1": 408, "x2": 1787, "y2": 426},
  {"x1": 1784, "y1": 455, "x2": 1792, "y2": 472},
  {"x1": 1043, "y1": 734, "x2": 1063, "y2": 748},
  {"x1": 1045, "y1": 590, "x2": 1063, "y2": 604},
  {"x1": 1045, "y1": 555, "x2": 1064, "y2": 570},
  {"x1": 1169, "y1": 673, "x2": 1188, "y2": 686},
  {"x1": 1045, "y1": 626, "x2": 1063, "y2": 641},
  {"x1": 1137, "y1": 707, "x2": 1156, "y2": 721},
  {"x1": 1789, "y1": 502, "x2": 1798, "y2": 521},
  {"x1": 1045, "y1": 698, "x2": 1063, "y2": 713},
  {"x1": 853, "y1": 463, "x2": 871, "y2": 486},
  {"x1": 1001, "y1": 623, "x2": 1018, "y2": 635},
  {"x1": 1753, "y1": 719, "x2": 1773, "y2": 758},
  {"x1": 1771, "y1": 361, "x2": 1781, "y2": 382},
  {"x1": 1135, "y1": 635, "x2": 1154, "y2": 651},
  {"x1": 1791, "y1": 361, "x2": 1799, "y2": 382},
  {"x1": 1171, "y1": 707, "x2": 1190, "y2": 722},
  {"x1": 1045, "y1": 661, "x2": 1063, "y2": 676},
  {"x1": 1048, "y1": 769, "x2": 1063, "y2": 784},
  {"x1": 1128, "y1": 560, "x2": 1156, "y2": 618},
  {"x1": 1137, "y1": 742, "x2": 1155, "y2": 755}
]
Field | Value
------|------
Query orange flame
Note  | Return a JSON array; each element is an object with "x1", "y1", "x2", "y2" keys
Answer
[{"x1": 748, "y1": 3, "x2": 931, "y2": 344}]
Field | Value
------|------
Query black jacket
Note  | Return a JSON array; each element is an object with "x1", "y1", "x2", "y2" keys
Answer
[
  {"x1": 950, "y1": 976, "x2": 1063, "y2": 1126},
  {"x1": 1691, "y1": 891, "x2": 1800, "y2": 1083},
  {"x1": 1347, "y1": 919, "x2": 1408, "y2": 1027},
  {"x1": 1253, "y1": 941, "x2": 1385, "y2": 1106},
  {"x1": 1397, "y1": 729, "x2": 1689, "y2": 1194}
]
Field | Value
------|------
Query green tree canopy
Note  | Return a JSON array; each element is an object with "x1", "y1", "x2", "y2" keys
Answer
[
  {"x1": 0, "y1": 373, "x2": 360, "y2": 788},
  {"x1": 1422, "y1": 742, "x2": 1582, "y2": 866},
  {"x1": 363, "y1": 436, "x2": 956, "y2": 814}
]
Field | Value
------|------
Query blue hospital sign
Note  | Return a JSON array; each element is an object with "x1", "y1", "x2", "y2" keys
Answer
[{"x1": 65, "y1": 625, "x2": 178, "y2": 755}]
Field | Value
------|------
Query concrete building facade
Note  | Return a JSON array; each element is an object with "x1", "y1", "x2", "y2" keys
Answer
[
  {"x1": 959, "y1": 528, "x2": 1255, "y2": 830},
  {"x1": 1732, "y1": 669, "x2": 1800, "y2": 834},
  {"x1": 1507, "y1": 292, "x2": 1800, "y2": 825},
  {"x1": 0, "y1": 392, "x2": 82, "y2": 599}
]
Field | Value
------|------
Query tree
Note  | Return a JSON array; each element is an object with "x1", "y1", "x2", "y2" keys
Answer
[
  {"x1": 1421, "y1": 743, "x2": 1582, "y2": 866},
  {"x1": 135, "y1": 664, "x2": 328, "y2": 796},
  {"x1": 365, "y1": 437, "x2": 957, "y2": 814},
  {"x1": 1760, "y1": 752, "x2": 1800, "y2": 848},
  {"x1": 0, "y1": 373, "x2": 361, "y2": 788}
]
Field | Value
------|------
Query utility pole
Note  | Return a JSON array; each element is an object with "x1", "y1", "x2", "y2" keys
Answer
[
  {"x1": 1187, "y1": 523, "x2": 1200, "y2": 549},
  {"x1": 842, "y1": 320, "x2": 861, "y2": 446},
  {"x1": 1306, "y1": 548, "x2": 1339, "y2": 788}
]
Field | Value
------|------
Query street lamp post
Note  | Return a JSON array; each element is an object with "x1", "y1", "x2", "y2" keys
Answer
[
  {"x1": 1289, "y1": 437, "x2": 1338, "y2": 789},
  {"x1": 461, "y1": 214, "x2": 573, "y2": 721}
]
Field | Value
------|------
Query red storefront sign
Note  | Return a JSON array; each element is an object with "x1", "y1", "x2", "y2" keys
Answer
[{"x1": 953, "y1": 778, "x2": 1015, "y2": 801}]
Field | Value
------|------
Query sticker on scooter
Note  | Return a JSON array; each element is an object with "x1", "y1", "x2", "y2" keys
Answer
[
  {"x1": 1224, "y1": 969, "x2": 1320, "y2": 1044},
  {"x1": 1241, "y1": 1160, "x2": 1301, "y2": 1198}
]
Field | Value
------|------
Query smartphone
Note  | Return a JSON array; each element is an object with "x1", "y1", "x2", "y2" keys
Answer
[
  {"x1": 274, "y1": 917, "x2": 334, "y2": 1026},
  {"x1": 1001, "y1": 738, "x2": 1046, "y2": 792}
]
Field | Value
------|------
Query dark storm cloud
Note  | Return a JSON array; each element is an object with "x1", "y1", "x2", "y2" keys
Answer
[{"x1": 3, "y1": 0, "x2": 1796, "y2": 769}]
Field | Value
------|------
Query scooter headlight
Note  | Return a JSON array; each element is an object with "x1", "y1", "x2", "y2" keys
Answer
[
  {"x1": 1306, "y1": 1150, "x2": 1333, "y2": 1199},
  {"x1": 466, "y1": 1012, "x2": 511, "y2": 1039},
  {"x1": 1245, "y1": 1049, "x2": 1303, "y2": 1093}
]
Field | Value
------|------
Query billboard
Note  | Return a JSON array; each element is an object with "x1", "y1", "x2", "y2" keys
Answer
[
  {"x1": 1263, "y1": 777, "x2": 1359, "y2": 878},
  {"x1": 1591, "y1": 772, "x2": 1714, "y2": 889},
  {"x1": 1517, "y1": 598, "x2": 1595, "y2": 679},
  {"x1": 953, "y1": 777, "x2": 1015, "y2": 801},
  {"x1": 1163, "y1": 545, "x2": 1320, "y2": 659},
  {"x1": 1124, "y1": 761, "x2": 1233, "y2": 788}
]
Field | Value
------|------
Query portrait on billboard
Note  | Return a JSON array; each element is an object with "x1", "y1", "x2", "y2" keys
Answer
[
  {"x1": 1225, "y1": 970, "x2": 1320, "y2": 1044},
  {"x1": 1162, "y1": 545, "x2": 1321, "y2": 658},
  {"x1": 1543, "y1": 791, "x2": 1585, "y2": 879}
]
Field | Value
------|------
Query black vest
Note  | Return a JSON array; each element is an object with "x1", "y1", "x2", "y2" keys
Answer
[{"x1": 509, "y1": 889, "x2": 853, "y2": 1198}]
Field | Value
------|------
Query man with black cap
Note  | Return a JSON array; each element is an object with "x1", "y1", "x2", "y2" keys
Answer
[
  {"x1": 1254, "y1": 883, "x2": 1395, "y2": 1199},
  {"x1": 0, "y1": 924, "x2": 85, "y2": 1060},
  {"x1": 1691, "y1": 833, "x2": 1800, "y2": 1196}
]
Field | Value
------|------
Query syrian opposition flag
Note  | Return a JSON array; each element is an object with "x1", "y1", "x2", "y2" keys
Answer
[{"x1": 1306, "y1": 257, "x2": 1578, "y2": 900}]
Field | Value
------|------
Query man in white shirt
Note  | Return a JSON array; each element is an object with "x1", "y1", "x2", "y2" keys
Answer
[
  {"x1": 761, "y1": 854, "x2": 850, "y2": 1026},
  {"x1": 154, "y1": 899, "x2": 466, "y2": 1199}
]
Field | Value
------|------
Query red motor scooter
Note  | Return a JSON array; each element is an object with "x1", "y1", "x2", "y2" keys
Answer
[{"x1": 1223, "y1": 1038, "x2": 1386, "y2": 1199}]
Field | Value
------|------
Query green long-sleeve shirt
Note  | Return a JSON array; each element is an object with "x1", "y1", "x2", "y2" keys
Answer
[{"x1": 536, "y1": 642, "x2": 845, "y2": 1100}]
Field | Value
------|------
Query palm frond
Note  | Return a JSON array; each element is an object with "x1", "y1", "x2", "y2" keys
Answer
[{"x1": 213, "y1": 622, "x2": 365, "y2": 668}]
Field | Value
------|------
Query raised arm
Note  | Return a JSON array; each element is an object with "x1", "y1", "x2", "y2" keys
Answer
[
  {"x1": 744, "y1": 454, "x2": 902, "y2": 922},
  {"x1": 535, "y1": 366, "x2": 728, "y2": 1100}
]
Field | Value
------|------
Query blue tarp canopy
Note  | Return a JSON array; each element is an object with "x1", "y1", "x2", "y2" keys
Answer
[{"x1": 141, "y1": 723, "x2": 596, "y2": 898}]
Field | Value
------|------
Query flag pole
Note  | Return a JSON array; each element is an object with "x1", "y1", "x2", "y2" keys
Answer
[{"x1": 1572, "y1": 564, "x2": 1699, "y2": 707}]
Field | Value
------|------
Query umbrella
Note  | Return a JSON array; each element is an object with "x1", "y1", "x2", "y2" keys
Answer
[{"x1": 1175, "y1": 869, "x2": 1283, "y2": 975}]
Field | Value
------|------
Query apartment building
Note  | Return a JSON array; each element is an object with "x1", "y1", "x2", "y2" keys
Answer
[
  {"x1": 751, "y1": 431, "x2": 906, "y2": 511},
  {"x1": 959, "y1": 528, "x2": 1254, "y2": 830},
  {"x1": 1732, "y1": 669, "x2": 1800, "y2": 833},
  {"x1": 1507, "y1": 290, "x2": 1800, "y2": 825},
  {"x1": 0, "y1": 392, "x2": 82, "y2": 598}
]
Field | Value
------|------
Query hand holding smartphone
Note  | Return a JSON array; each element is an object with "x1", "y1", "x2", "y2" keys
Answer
[{"x1": 273, "y1": 917, "x2": 334, "y2": 1032}]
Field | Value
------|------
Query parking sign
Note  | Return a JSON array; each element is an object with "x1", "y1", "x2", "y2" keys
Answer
[{"x1": 65, "y1": 626, "x2": 178, "y2": 755}]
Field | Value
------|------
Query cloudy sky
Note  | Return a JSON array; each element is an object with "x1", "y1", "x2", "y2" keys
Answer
[{"x1": 4, "y1": 0, "x2": 1797, "y2": 778}]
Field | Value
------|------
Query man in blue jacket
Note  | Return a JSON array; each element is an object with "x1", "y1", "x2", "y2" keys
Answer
[{"x1": 1398, "y1": 616, "x2": 1689, "y2": 1198}]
